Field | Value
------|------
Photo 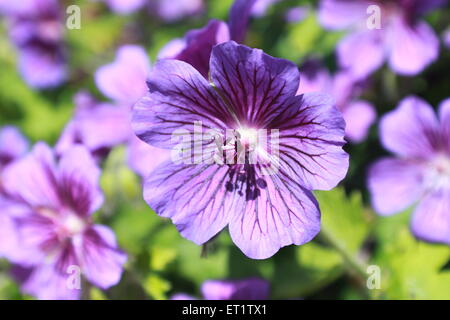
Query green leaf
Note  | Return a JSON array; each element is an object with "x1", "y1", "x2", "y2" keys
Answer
[
  {"x1": 374, "y1": 224, "x2": 450, "y2": 299},
  {"x1": 143, "y1": 274, "x2": 171, "y2": 300},
  {"x1": 316, "y1": 188, "x2": 372, "y2": 254}
]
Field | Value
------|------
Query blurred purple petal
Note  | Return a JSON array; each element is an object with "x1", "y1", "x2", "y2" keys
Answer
[
  {"x1": 380, "y1": 96, "x2": 440, "y2": 159},
  {"x1": 0, "y1": 126, "x2": 28, "y2": 168},
  {"x1": 368, "y1": 158, "x2": 424, "y2": 215},
  {"x1": 228, "y1": 0, "x2": 258, "y2": 42},
  {"x1": 163, "y1": 20, "x2": 230, "y2": 78},
  {"x1": 127, "y1": 135, "x2": 170, "y2": 178},
  {"x1": 101, "y1": 0, "x2": 146, "y2": 15},
  {"x1": 318, "y1": 0, "x2": 370, "y2": 30},
  {"x1": 202, "y1": 278, "x2": 269, "y2": 300},
  {"x1": 337, "y1": 30, "x2": 385, "y2": 80},
  {"x1": 2, "y1": 143, "x2": 59, "y2": 208},
  {"x1": 387, "y1": 19, "x2": 439, "y2": 75},
  {"x1": 153, "y1": 0, "x2": 204, "y2": 22},
  {"x1": 95, "y1": 45, "x2": 150, "y2": 104},
  {"x1": 79, "y1": 226, "x2": 127, "y2": 289},
  {"x1": 56, "y1": 92, "x2": 131, "y2": 156},
  {"x1": 342, "y1": 100, "x2": 376, "y2": 143},
  {"x1": 18, "y1": 44, "x2": 67, "y2": 89},
  {"x1": 410, "y1": 190, "x2": 450, "y2": 245}
]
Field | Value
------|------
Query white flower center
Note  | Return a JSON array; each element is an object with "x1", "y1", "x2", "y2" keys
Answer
[
  {"x1": 423, "y1": 154, "x2": 450, "y2": 192},
  {"x1": 62, "y1": 213, "x2": 87, "y2": 235},
  {"x1": 238, "y1": 127, "x2": 259, "y2": 147}
]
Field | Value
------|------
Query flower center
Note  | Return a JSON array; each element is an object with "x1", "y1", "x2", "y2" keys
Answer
[
  {"x1": 423, "y1": 155, "x2": 450, "y2": 192},
  {"x1": 237, "y1": 127, "x2": 258, "y2": 148},
  {"x1": 62, "y1": 213, "x2": 87, "y2": 235}
]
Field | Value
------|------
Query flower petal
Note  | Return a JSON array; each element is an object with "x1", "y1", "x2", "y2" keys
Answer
[
  {"x1": 380, "y1": 96, "x2": 440, "y2": 159},
  {"x1": 57, "y1": 145, "x2": 104, "y2": 215},
  {"x1": 438, "y1": 98, "x2": 450, "y2": 150},
  {"x1": 103, "y1": 0, "x2": 146, "y2": 15},
  {"x1": 318, "y1": 0, "x2": 371, "y2": 30},
  {"x1": 1, "y1": 143, "x2": 60, "y2": 208},
  {"x1": 164, "y1": 19, "x2": 230, "y2": 78},
  {"x1": 78, "y1": 225, "x2": 126, "y2": 289},
  {"x1": 337, "y1": 30, "x2": 385, "y2": 79},
  {"x1": 18, "y1": 44, "x2": 67, "y2": 89},
  {"x1": 410, "y1": 190, "x2": 450, "y2": 245},
  {"x1": 127, "y1": 135, "x2": 170, "y2": 178},
  {"x1": 368, "y1": 158, "x2": 424, "y2": 215},
  {"x1": 56, "y1": 92, "x2": 131, "y2": 155},
  {"x1": 210, "y1": 41, "x2": 300, "y2": 127},
  {"x1": 269, "y1": 93, "x2": 349, "y2": 190},
  {"x1": 228, "y1": 172, "x2": 321, "y2": 259},
  {"x1": 228, "y1": 0, "x2": 257, "y2": 42},
  {"x1": 20, "y1": 244, "x2": 80, "y2": 300},
  {"x1": 387, "y1": 19, "x2": 439, "y2": 75},
  {"x1": 342, "y1": 100, "x2": 376, "y2": 143},
  {"x1": 201, "y1": 278, "x2": 270, "y2": 300},
  {"x1": 0, "y1": 126, "x2": 28, "y2": 166},
  {"x1": 132, "y1": 59, "x2": 231, "y2": 149},
  {"x1": 95, "y1": 45, "x2": 150, "y2": 104},
  {"x1": 143, "y1": 162, "x2": 240, "y2": 245}
]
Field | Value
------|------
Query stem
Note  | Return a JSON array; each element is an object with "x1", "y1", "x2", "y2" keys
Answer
[{"x1": 319, "y1": 229, "x2": 381, "y2": 299}]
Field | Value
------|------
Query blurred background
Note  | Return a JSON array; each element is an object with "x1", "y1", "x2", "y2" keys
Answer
[{"x1": 0, "y1": 0, "x2": 450, "y2": 300}]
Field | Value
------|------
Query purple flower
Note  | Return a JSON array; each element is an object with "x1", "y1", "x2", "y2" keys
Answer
[
  {"x1": 1, "y1": 0, "x2": 67, "y2": 88},
  {"x1": 368, "y1": 96, "x2": 450, "y2": 245},
  {"x1": 318, "y1": 0, "x2": 446, "y2": 78},
  {"x1": 1, "y1": 143, "x2": 127, "y2": 299},
  {"x1": 172, "y1": 278, "x2": 270, "y2": 300},
  {"x1": 297, "y1": 61, "x2": 376, "y2": 143},
  {"x1": 133, "y1": 41, "x2": 349, "y2": 259}
]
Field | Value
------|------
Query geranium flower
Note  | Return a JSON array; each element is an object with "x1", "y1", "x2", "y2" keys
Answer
[
  {"x1": 318, "y1": 0, "x2": 446, "y2": 78},
  {"x1": 1, "y1": 143, "x2": 127, "y2": 299},
  {"x1": 133, "y1": 41, "x2": 349, "y2": 259},
  {"x1": 368, "y1": 96, "x2": 450, "y2": 245},
  {"x1": 172, "y1": 278, "x2": 270, "y2": 300}
]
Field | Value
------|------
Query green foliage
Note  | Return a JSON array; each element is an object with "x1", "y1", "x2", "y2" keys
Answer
[{"x1": 374, "y1": 213, "x2": 450, "y2": 299}]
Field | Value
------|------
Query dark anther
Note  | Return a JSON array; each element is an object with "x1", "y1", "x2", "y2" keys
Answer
[
  {"x1": 225, "y1": 181, "x2": 234, "y2": 192},
  {"x1": 256, "y1": 178, "x2": 267, "y2": 189}
]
